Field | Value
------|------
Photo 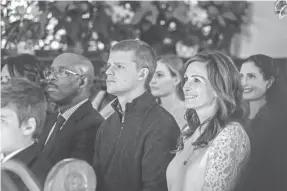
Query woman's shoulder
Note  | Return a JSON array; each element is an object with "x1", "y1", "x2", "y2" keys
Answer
[
  {"x1": 202, "y1": 122, "x2": 251, "y2": 191},
  {"x1": 221, "y1": 122, "x2": 248, "y2": 137},
  {"x1": 212, "y1": 122, "x2": 250, "y2": 153}
]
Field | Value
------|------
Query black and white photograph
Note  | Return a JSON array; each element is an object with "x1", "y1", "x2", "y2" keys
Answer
[{"x1": 1, "y1": 1, "x2": 287, "y2": 191}]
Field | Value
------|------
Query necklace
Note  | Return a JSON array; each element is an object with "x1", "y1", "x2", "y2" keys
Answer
[
  {"x1": 182, "y1": 147, "x2": 195, "y2": 166},
  {"x1": 182, "y1": 139, "x2": 196, "y2": 166},
  {"x1": 181, "y1": 123, "x2": 207, "y2": 166}
]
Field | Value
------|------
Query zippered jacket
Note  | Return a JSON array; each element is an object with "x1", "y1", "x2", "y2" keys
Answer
[{"x1": 93, "y1": 91, "x2": 180, "y2": 191}]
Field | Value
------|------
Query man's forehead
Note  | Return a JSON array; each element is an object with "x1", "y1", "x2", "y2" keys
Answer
[
  {"x1": 108, "y1": 51, "x2": 135, "y2": 63},
  {"x1": 51, "y1": 56, "x2": 77, "y2": 70}
]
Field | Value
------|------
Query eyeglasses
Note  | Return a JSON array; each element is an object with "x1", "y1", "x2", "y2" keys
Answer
[{"x1": 44, "y1": 67, "x2": 82, "y2": 79}]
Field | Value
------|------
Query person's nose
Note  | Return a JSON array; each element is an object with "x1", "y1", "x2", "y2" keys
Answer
[
  {"x1": 183, "y1": 80, "x2": 193, "y2": 91},
  {"x1": 46, "y1": 72, "x2": 56, "y2": 82},
  {"x1": 183, "y1": 86, "x2": 191, "y2": 93},
  {"x1": 105, "y1": 65, "x2": 114, "y2": 76},
  {"x1": 150, "y1": 77, "x2": 157, "y2": 85},
  {"x1": 241, "y1": 76, "x2": 248, "y2": 87},
  {"x1": 183, "y1": 86, "x2": 192, "y2": 97}
]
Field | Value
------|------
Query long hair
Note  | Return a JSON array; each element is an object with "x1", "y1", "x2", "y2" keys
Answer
[
  {"x1": 174, "y1": 51, "x2": 246, "y2": 152},
  {"x1": 157, "y1": 54, "x2": 185, "y2": 101},
  {"x1": 3, "y1": 54, "x2": 44, "y2": 85}
]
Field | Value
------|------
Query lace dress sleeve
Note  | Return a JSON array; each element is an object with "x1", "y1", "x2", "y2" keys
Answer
[{"x1": 203, "y1": 122, "x2": 250, "y2": 191}]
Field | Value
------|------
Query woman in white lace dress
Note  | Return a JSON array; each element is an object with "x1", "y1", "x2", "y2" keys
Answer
[{"x1": 166, "y1": 51, "x2": 250, "y2": 191}]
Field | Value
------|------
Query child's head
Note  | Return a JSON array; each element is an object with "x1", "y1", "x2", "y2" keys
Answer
[{"x1": 1, "y1": 78, "x2": 47, "y2": 154}]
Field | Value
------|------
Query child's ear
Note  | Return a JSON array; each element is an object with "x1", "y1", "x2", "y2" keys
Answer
[{"x1": 21, "y1": 117, "x2": 36, "y2": 136}]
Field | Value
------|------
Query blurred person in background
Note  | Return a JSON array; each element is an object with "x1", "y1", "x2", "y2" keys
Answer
[
  {"x1": 1, "y1": 54, "x2": 43, "y2": 84},
  {"x1": 238, "y1": 54, "x2": 287, "y2": 191},
  {"x1": 150, "y1": 55, "x2": 186, "y2": 129},
  {"x1": 166, "y1": 51, "x2": 250, "y2": 191},
  {"x1": 1, "y1": 78, "x2": 51, "y2": 189},
  {"x1": 1, "y1": 53, "x2": 58, "y2": 114}
]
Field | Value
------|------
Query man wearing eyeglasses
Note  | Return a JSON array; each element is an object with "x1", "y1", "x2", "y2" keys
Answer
[{"x1": 37, "y1": 53, "x2": 104, "y2": 168}]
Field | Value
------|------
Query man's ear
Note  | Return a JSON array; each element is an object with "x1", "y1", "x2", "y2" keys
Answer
[
  {"x1": 79, "y1": 76, "x2": 88, "y2": 88},
  {"x1": 21, "y1": 117, "x2": 36, "y2": 136},
  {"x1": 138, "y1": 68, "x2": 149, "y2": 81}
]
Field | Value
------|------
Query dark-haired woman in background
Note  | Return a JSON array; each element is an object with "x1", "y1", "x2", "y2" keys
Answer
[
  {"x1": 1, "y1": 54, "x2": 44, "y2": 85},
  {"x1": 166, "y1": 51, "x2": 250, "y2": 191},
  {"x1": 239, "y1": 54, "x2": 287, "y2": 191},
  {"x1": 150, "y1": 55, "x2": 186, "y2": 129},
  {"x1": 1, "y1": 54, "x2": 57, "y2": 114}
]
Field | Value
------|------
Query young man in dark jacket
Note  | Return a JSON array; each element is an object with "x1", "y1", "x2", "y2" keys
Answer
[{"x1": 93, "y1": 39, "x2": 180, "y2": 191}]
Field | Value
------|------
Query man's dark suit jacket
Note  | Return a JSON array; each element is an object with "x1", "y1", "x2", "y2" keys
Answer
[
  {"x1": 38, "y1": 100, "x2": 104, "y2": 168},
  {"x1": 1, "y1": 143, "x2": 51, "y2": 190}
]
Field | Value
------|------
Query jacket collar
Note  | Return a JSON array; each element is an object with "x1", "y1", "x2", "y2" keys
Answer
[
  {"x1": 64, "y1": 100, "x2": 93, "y2": 123},
  {"x1": 11, "y1": 143, "x2": 41, "y2": 166},
  {"x1": 41, "y1": 101, "x2": 94, "y2": 144},
  {"x1": 41, "y1": 101, "x2": 96, "y2": 156},
  {"x1": 111, "y1": 91, "x2": 157, "y2": 115}
]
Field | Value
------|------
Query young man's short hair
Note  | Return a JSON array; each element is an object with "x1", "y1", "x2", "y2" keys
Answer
[
  {"x1": 1, "y1": 78, "x2": 47, "y2": 140},
  {"x1": 111, "y1": 39, "x2": 157, "y2": 88}
]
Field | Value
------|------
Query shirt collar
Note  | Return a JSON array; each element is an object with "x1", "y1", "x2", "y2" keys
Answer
[
  {"x1": 1, "y1": 142, "x2": 35, "y2": 163},
  {"x1": 60, "y1": 98, "x2": 89, "y2": 120}
]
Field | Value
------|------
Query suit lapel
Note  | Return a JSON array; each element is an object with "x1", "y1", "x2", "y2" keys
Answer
[
  {"x1": 40, "y1": 113, "x2": 58, "y2": 145},
  {"x1": 43, "y1": 101, "x2": 93, "y2": 156},
  {"x1": 58, "y1": 101, "x2": 92, "y2": 138}
]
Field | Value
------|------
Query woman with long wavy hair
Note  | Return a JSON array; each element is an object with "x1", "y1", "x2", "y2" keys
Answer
[{"x1": 166, "y1": 51, "x2": 250, "y2": 191}]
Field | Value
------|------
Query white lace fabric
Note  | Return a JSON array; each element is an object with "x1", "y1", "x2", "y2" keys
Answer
[
  {"x1": 167, "y1": 122, "x2": 250, "y2": 191},
  {"x1": 203, "y1": 122, "x2": 251, "y2": 191}
]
